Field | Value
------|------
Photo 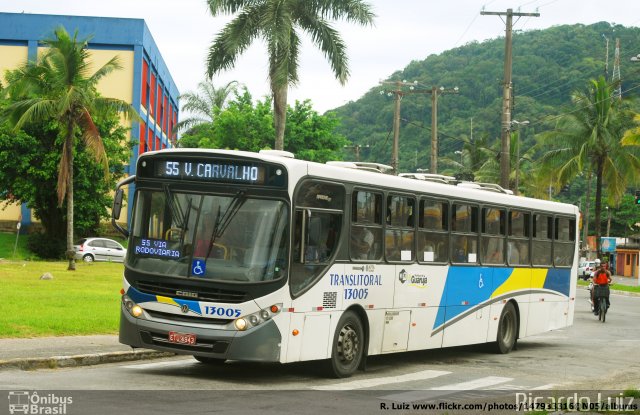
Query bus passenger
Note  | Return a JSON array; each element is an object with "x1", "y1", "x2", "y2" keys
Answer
[
  {"x1": 351, "y1": 226, "x2": 373, "y2": 260},
  {"x1": 453, "y1": 237, "x2": 467, "y2": 262},
  {"x1": 194, "y1": 214, "x2": 226, "y2": 258}
]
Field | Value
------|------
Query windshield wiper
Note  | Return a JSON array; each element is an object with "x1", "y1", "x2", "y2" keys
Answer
[
  {"x1": 205, "y1": 191, "x2": 246, "y2": 259},
  {"x1": 164, "y1": 184, "x2": 185, "y2": 228}
]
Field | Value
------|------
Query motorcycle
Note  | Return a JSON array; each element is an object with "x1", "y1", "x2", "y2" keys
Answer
[{"x1": 587, "y1": 270, "x2": 610, "y2": 322}]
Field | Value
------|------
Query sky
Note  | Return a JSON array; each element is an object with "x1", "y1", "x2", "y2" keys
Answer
[{"x1": 1, "y1": 0, "x2": 639, "y2": 113}]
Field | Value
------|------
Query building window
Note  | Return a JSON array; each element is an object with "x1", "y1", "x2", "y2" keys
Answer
[
  {"x1": 139, "y1": 123, "x2": 146, "y2": 155},
  {"x1": 150, "y1": 73, "x2": 156, "y2": 117},
  {"x1": 141, "y1": 59, "x2": 149, "y2": 109},
  {"x1": 147, "y1": 127, "x2": 153, "y2": 152}
]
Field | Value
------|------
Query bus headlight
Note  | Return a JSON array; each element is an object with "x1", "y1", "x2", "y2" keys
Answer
[
  {"x1": 122, "y1": 294, "x2": 144, "y2": 318},
  {"x1": 131, "y1": 305, "x2": 143, "y2": 317},
  {"x1": 234, "y1": 303, "x2": 282, "y2": 331},
  {"x1": 234, "y1": 318, "x2": 248, "y2": 331}
]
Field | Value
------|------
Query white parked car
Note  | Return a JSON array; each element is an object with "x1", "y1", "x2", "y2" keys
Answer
[
  {"x1": 578, "y1": 260, "x2": 596, "y2": 280},
  {"x1": 73, "y1": 237, "x2": 127, "y2": 263}
]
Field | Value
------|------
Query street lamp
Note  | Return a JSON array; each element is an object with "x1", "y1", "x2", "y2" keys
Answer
[
  {"x1": 511, "y1": 120, "x2": 529, "y2": 195},
  {"x1": 454, "y1": 150, "x2": 463, "y2": 164}
]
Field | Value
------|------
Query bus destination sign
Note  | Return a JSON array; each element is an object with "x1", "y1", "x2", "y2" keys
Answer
[{"x1": 155, "y1": 160, "x2": 266, "y2": 184}]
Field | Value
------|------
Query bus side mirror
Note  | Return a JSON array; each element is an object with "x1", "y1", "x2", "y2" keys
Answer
[
  {"x1": 111, "y1": 175, "x2": 135, "y2": 238},
  {"x1": 113, "y1": 189, "x2": 124, "y2": 220}
]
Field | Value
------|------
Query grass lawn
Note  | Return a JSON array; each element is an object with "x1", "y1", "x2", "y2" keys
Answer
[
  {"x1": 0, "y1": 260, "x2": 124, "y2": 338},
  {"x1": 577, "y1": 278, "x2": 640, "y2": 293},
  {"x1": 0, "y1": 231, "x2": 34, "y2": 260}
]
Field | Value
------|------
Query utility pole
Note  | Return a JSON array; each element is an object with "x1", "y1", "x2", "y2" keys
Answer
[
  {"x1": 344, "y1": 144, "x2": 369, "y2": 162},
  {"x1": 380, "y1": 80, "x2": 415, "y2": 174},
  {"x1": 380, "y1": 81, "x2": 456, "y2": 174},
  {"x1": 603, "y1": 35, "x2": 609, "y2": 78},
  {"x1": 430, "y1": 86, "x2": 459, "y2": 174},
  {"x1": 481, "y1": 8, "x2": 539, "y2": 190},
  {"x1": 613, "y1": 38, "x2": 622, "y2": 100},
  {"x1": 511, "y1": 119, "x2": 529, "y2": 196}
]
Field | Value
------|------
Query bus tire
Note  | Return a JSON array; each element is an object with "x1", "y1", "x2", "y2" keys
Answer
[
  {"x1": 329, "y1": 311, "x2": 364, "y2": 378},
  {"x1": 494, "y1": 302, "x2": 518, "y2": 354},
  {"x1": 193, "y1": 355, "x2": 226, "y2": 365}
]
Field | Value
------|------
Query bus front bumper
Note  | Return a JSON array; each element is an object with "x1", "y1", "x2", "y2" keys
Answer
[{"x1": 119, "y1": 306, "x2": 282, "y2": 362}]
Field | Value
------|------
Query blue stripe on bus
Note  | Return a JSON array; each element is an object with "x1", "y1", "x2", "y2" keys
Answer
[
  {"x1": 126, "y1": 286, "x2": 202, "y2": 315},
  {"x1": 543, "y1": 268, "x2": 571, "y2": 297},
  {"x1": 433, "y1": 266, "x2": 571, "y2": 331}
]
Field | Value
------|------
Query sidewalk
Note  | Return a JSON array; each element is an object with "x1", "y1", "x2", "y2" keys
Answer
[
  {"x1": 0, "y1": 335, "x2": 173, "y2": 371},
  {"x1": 611, "y1": 274, "x2": 640, "y2": 287}
]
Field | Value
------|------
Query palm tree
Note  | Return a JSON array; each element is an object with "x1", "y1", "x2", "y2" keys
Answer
[
  {"x1": 205, "y1": 0, "x2": 375, "y2": 150},
  {"x1": 3, "y1": 26, "x2": 138, "y2": 270},
  {"x1": 174, "y1": 79, "x2": 238, "y2": 134},
  {"x1": 439, "y1": 134, "x2": 494, "y2": 182},
  {"x1": 538, "y1": 76, "x2": 640, "y2": 256}
]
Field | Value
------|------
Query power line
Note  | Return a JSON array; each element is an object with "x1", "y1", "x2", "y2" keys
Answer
[{"x1": 379, "y1": 80, "x2": 459, "y2": 174}]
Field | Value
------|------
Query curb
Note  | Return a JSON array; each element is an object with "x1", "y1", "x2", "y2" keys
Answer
[
  {"x1": 0, "y1": 349, "x2": 175, "y2": 371},
  {"x1": 579, "y1": 285, "x2": 640, "y2": 297},
  {"x1": 610, "y1": 289, "x2": 640, "y2": 297}
]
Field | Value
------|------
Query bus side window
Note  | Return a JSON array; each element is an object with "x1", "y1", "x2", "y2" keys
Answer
[
  {"x1": 532, "y1": 214, "x2": 553, "y2": 266},
  {"x1": 553, "y1": 217, "x2": 575, "y2": 267},
  {"x1": 507, "y1": 210, "x2": 530, "y2": 266},
  {"x1": 451, "y1": 203, "x2": 478, "y2": 264},
  {"x1": 350, "y1": 190, "x2": 383, "y2": 261},
  {"x1": 481, "y1": 208, "x2": 505, "y2": 265},
  {"x1": 291, "y1": 180, "x2": 345, "y2": 296},
  {"x1": 418, "y1": 199, "x2": 448, "y2": 263},
  {"x1": 385, "y1": 195, "x2": 415, "y2": 262}
]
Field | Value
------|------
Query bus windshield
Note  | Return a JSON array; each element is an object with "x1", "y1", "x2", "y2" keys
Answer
[{"x1": 128, "y1": 188, "x2": 289, "y2": 283}]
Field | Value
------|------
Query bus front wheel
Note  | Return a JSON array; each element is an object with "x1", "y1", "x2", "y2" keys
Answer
[
  {"x1": 494, "y1": 302, "x2": 518, "y2": 354},
  {"x1": 329, "y1": 311, "x2": 364, "y2": 378}
]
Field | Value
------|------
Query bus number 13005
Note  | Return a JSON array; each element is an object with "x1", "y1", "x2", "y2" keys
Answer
[{"x1": 344, "y1": 288, "x2": 369, "y2": 300}]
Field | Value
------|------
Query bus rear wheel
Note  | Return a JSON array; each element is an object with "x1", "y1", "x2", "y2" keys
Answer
[
  {"x1": 329, "y1": 311, "x2": 364, "y2": 378},
  {"x1": 494, "y1": 302, "x2": 518, "y2": 354}
]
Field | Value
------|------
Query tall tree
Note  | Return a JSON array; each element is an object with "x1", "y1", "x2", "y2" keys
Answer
[
  {"x1": 538, "y1": 77, "x2": 640, "y2": 255},
  {"x1": 178, "y1": 87, "x2": 348, "y2": 162},
  {"x1": 2, "y1": 26, "x2": 138, "y2": 270},
  {"x1": 174, "y1": 79, "x2": 238, "y2": 133},
  {"x1": 205, "y1": 0, "x2": 375, "y2": 150}
]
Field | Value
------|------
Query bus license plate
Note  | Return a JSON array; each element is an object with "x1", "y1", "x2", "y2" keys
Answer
[{"x1": 168, "y1": 331, "x2": 196, "y2": 345}]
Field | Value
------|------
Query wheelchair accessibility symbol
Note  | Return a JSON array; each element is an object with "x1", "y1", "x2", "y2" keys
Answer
[{"x1": 192, "y1": 260, "x2": 206, "y2": 276}]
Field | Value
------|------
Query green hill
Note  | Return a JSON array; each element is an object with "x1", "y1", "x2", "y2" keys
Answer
[{"x1": 330, "y1": 22, "x2": 640, "y2": 173}]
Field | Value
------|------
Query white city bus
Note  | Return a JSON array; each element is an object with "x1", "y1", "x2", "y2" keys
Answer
[{"x1": 112, "y1": 149, "x2": 578, "y2": 377}]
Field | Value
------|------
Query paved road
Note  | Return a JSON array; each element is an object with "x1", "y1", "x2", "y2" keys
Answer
[{"x1": 0, "y1": 287, "x2": 638, "y2": 414}]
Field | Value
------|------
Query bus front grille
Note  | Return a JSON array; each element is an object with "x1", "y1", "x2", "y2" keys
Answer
[
  {"x1": 146, "y1": 309, "x2": 230, "y2": 325},
  {"x1": 135, "y1": 280, "x2": 247, "y2": 303}
]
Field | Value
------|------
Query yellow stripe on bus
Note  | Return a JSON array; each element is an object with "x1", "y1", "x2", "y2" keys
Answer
[
  {"x1": 157, "y1": 296, "x2": 178, "y2": 306},
  {"x1": 491, "y1": 268, "x2": 549, "y2": 298}
]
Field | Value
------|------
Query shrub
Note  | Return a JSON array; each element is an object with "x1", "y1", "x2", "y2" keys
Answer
[{"x1": 27, "y1": 232, "x2": 66, "y2": 259}]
